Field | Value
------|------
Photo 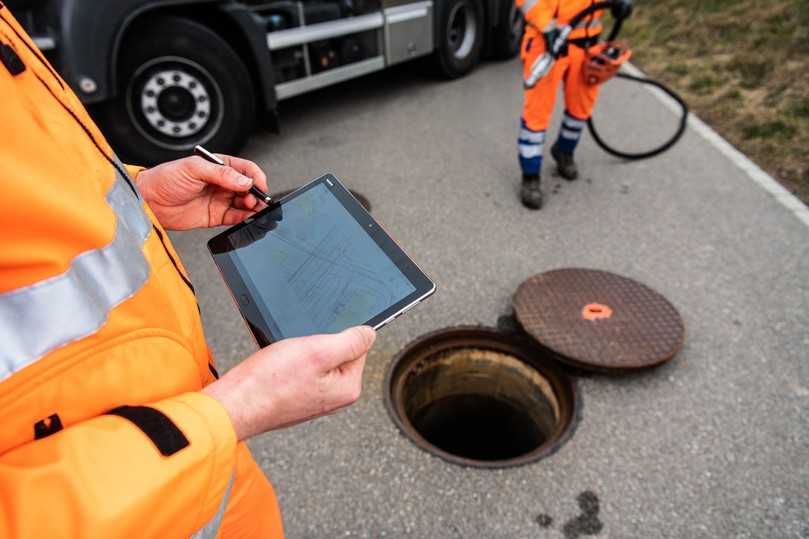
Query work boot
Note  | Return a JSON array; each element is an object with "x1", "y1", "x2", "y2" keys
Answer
[
  {"x1": 521, "y1": 174, "x2": 543, "y2": 210},
  {"x1": 551, "y1": 144, "x2": 579, "y2": 181}
]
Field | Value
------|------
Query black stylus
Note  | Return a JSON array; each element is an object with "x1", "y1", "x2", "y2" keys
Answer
[{"x1": 193, "y1": 145, "x2": 273, "y2": 205}]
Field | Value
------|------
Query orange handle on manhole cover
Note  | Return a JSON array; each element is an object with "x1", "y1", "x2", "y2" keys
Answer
[{"x1": 582, "y1": 303, "x2": 613, "y2": 321}]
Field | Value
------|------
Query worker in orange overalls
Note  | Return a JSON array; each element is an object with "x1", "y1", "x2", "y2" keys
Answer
[
  {"x1": 515, "y1": 0, "x2": 633, "y2": 209},
  {"x1": 0, "y1": 5, "x2": 375, "y2": 537}
]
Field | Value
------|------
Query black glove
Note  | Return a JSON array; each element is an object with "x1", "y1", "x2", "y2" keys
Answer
[{"x1": 611, "y1": 0, "x2": 633, "y2": 20}]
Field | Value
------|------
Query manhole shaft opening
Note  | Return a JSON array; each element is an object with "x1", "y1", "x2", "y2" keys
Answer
[{"x1": 385, "y1": 327, "x2": 578, "y2": 468}]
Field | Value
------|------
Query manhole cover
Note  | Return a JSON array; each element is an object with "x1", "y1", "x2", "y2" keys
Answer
[
  {"x1": 271, "y1": 188, "x2": 371, "y2": 212},
  {"x1": 384, "y1": 326, "x2": 578, "y2": 468},
  {"x1": 513, "y1": 269, "x2": 684, "y2": 372}
]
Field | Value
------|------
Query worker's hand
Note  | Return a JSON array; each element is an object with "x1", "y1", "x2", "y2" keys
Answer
[
  {"x1": 135, "y1": 154, "x2": 269, "y2": 230},
  {"x1": 202, "y1": 326, "x2": 376, "y2": 441}
]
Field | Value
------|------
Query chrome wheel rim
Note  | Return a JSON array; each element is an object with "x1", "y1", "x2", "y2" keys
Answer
[{"x1": 126, "y1": 56, "x2": 224, "y2": 151}]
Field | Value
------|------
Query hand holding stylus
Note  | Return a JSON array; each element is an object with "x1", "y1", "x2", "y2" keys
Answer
[
  {"x1": 134, "y1": 148, "x2": 270, "y2": 230},
  {"x1": 194, "y1": 145, "x2": 273, "y2": 205}
]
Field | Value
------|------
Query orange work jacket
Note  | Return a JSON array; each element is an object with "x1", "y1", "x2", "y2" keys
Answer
[
  {"x1": 517, "y1": 0, "x2": 605, "y2": 42},
  {"x1": 0, "y1": 5, "x2": 276, "y2": 537}
]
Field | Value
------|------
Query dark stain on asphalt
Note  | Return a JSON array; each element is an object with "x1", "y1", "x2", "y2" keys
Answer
[
  {"x1": 562, "y1": 491, "x2": 603, "y2": 539},
  {"x1": 535, "y1": 513, "x2": 554, "y2": 528}
]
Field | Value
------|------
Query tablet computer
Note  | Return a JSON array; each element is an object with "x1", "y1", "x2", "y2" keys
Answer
[{"x1": 208, "y1": 173, "x2": 435, "y2": 347}]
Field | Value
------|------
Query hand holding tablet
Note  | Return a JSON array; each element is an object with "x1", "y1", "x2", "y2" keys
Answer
[
  {"x1": 202, "y1": 325, "x2": 376, "y2": 439},
  {"x1": 209, "y1": 173, "x2": 435, "y2": 346}
]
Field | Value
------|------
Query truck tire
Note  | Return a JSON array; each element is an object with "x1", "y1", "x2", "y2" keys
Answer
[
  {"x1": 93, "y1": 17, "x2": 256, "y2": 165},
  {"x1": 435, "y1": 0, "x2": 485, "y2": 78},
  {"x1": 492, "y1": 0, "x2": 523, "y2": 59}
]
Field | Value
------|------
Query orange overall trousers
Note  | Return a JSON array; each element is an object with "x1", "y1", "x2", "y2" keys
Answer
[{"x1": 515, "y1": 0, "x2": 604, "y2": 174}]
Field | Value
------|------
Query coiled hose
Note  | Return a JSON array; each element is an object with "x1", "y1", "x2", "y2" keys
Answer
[
  {"x1": 567, "y1": 1, "x2": 689, "y2": 160},
  {"x1": 588, "y1": 72, "x2": 689, "y2": 160}
]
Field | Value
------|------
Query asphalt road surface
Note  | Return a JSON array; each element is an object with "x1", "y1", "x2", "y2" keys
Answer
[{"x1": 169, "y1": 57, "x2": 809, "y2": 538}]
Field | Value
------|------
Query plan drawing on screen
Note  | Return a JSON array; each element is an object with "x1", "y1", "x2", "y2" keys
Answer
[
  {"x1": 234, "y1": 183, "x2": 416, "y2": 335},
  {"x1": 275, "y1": 224, "x2": 399, "y2": 331}
]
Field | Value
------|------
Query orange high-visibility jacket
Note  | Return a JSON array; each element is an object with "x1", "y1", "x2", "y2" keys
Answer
[
  {"x1": 0, "y1": 6, "x2": 280, "y2": 537},
  {"x1": 517, "y1": 0, "x2": 604, "y2": 42}
]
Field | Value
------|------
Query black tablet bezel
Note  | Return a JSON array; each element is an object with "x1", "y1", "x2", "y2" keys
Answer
[{"x1": 208, "y1": 174, "x2": 435, "y2": 347}]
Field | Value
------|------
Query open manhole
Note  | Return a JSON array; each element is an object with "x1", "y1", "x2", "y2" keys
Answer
[
  {"x1": 384, "y1": 327, "x2": 578, "y2": 468},
  {"x1": 271, "y1": 188, "x2": 371, "y2": 212}
]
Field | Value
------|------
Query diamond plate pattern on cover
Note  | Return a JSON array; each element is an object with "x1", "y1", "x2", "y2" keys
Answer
[{"x1": 513, "y1": 269, "x2": 684, "y2": 372}]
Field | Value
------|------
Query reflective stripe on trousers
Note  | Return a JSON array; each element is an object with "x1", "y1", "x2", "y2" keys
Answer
[
  {"x1": 191, "y1": 474, "x2": 235, "y2": 539},
  {"x1": 0, "y1": 161, "x2": 150, "y2": 381}
]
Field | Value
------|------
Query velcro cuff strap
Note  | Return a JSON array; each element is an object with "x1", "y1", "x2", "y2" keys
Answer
[{"x1": 108, "y1": 405, "x2": 190, "y2": 456}]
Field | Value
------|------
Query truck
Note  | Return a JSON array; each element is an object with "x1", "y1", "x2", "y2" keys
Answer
[{"x1": 7, "y1": 0, "x2": 523, "y2": 164}]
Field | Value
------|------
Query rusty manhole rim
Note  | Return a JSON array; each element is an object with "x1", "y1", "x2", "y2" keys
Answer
[{"x1": 384, "y1": 326, "x2": 581, "y2": 469}]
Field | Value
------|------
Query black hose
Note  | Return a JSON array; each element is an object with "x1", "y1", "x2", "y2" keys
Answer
[
  {"x1": 587, "y1": 72, "x2": 689, "y2": 160},
  {"x1": 562, "y1": 0, "x2": 690, "y2": 159},
  {"x1": 606, "y1": 15, "x2": 623, "y2": 41},
  {"x1": 567, "y1": 1, "x2": 614, "y2": 29}
]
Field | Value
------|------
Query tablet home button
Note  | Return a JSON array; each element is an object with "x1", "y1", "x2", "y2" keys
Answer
[{"x1": 239, "y1": 294, "x2": 251, "y2": 306}]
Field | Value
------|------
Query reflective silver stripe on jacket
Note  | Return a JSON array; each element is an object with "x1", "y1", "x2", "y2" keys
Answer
[
  {"x1": 0, "y1": 163, "x2": 151, "y2": 382},
  {"x1": 191, "y1": 474, "x2": 234, "y2": 539}
]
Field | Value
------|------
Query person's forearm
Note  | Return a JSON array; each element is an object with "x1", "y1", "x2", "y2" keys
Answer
[
  {"x1": 0, "y1": 391, "x2": 236, "y2": 538},
  {"x1": 124, "y1": 164, "x2": 176, "y2": 230}
]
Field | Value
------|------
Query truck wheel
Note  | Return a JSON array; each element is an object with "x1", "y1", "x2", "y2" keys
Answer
[
  {"x1": 94, "y1": 17, "x2": 255, "y2": 165},
  {"x1": 492, "y1": 0, "x2": 524, "y2": 59},
  {"x1": 435, "y1": 0, "x2": 485, "y2": 78}
]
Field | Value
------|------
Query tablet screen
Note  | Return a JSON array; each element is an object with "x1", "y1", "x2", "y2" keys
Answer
[{"x1": 211, "y1": 176, "x2": 432, "y2": 344}]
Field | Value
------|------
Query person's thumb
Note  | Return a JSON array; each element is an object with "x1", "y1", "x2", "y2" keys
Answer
[
  {"x1": 190, "y1": 156, "x2": 254, "y2": 192},
  {"x1": 319, "y1": 326, "x2": 376, "y2": 370}
]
